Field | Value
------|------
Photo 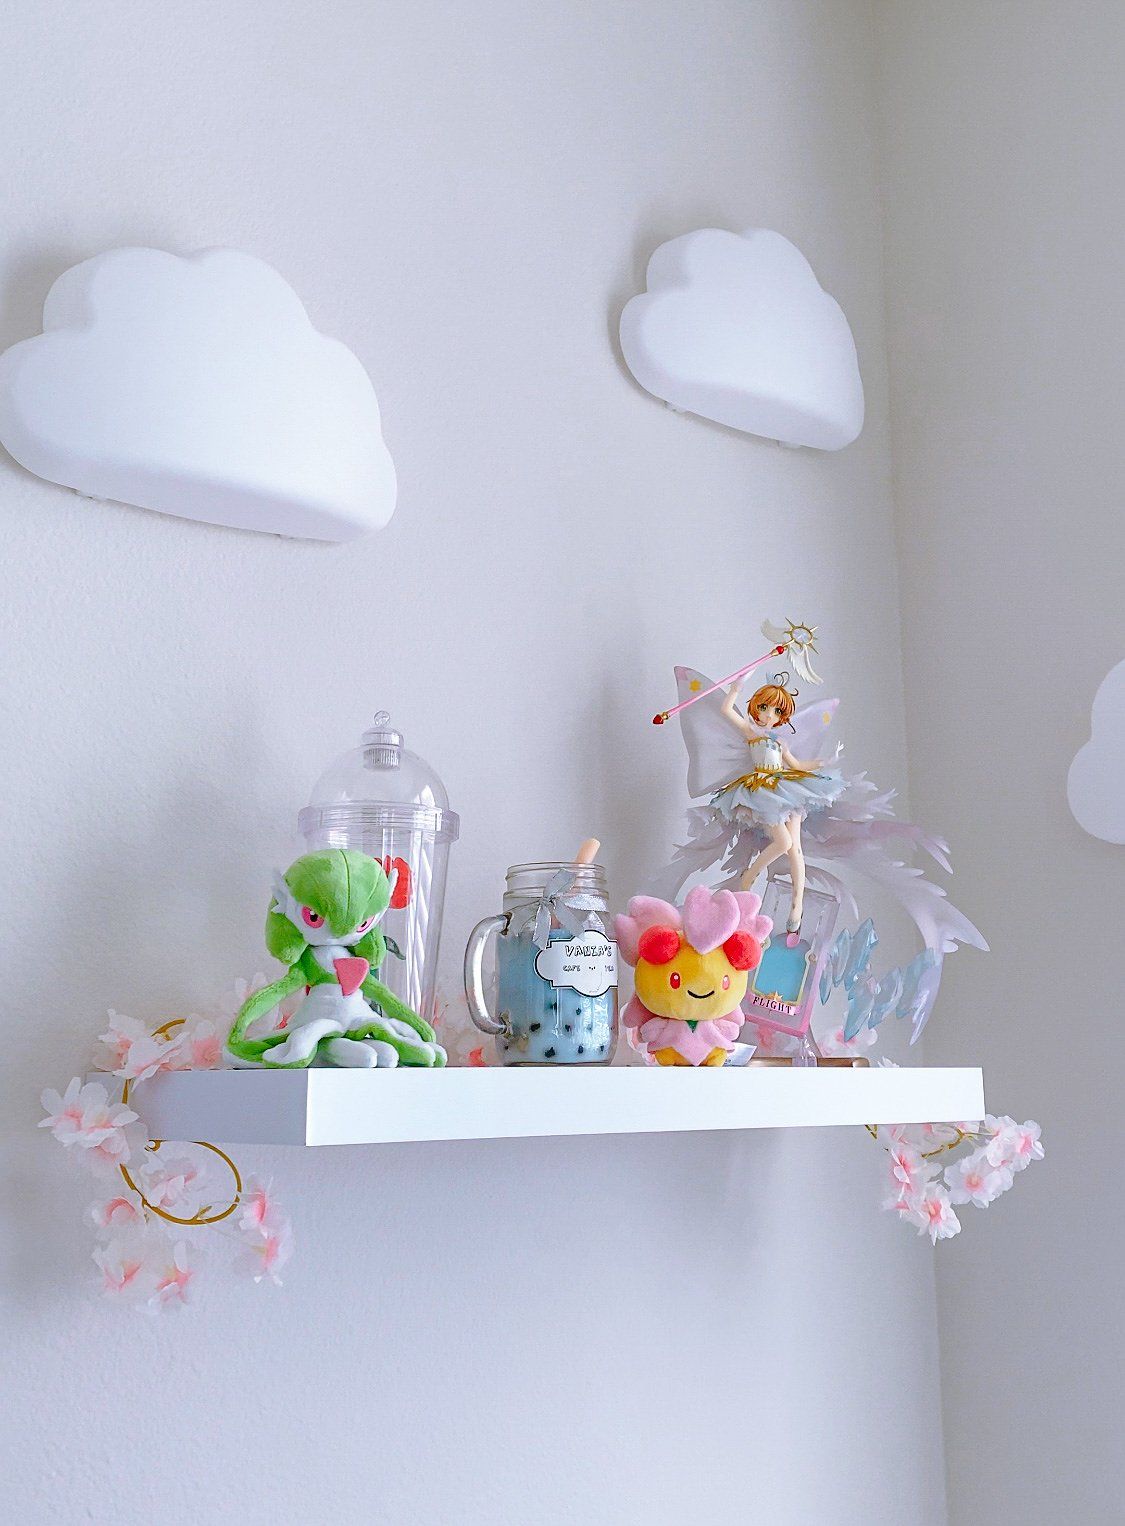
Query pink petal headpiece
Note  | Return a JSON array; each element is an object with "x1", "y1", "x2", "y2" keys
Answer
[{"x1": 614, "y1": 887, "x2": 771, "y2": 964}]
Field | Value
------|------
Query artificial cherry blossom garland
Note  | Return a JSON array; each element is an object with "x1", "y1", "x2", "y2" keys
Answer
[
  {"x1": 40, "y1": 982, "x2": 294, "y2": 1309},
  {"x1": 872, "y1": 1112, "x2": 1044, "y2": 1243}
]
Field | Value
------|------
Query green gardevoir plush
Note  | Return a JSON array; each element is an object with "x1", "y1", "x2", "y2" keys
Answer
[{"x1": 226, "y1": 849, "x2": 446, "y2": 1069}]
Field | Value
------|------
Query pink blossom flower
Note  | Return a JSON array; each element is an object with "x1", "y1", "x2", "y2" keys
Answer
[
  {"x1": 88, "y1": 1195, "x2": 145, "y2": 1233},
  {"x1": 238, "y1": 1177, "x2": 282, "y2": 1234},
  {"x1": 91, "y1": 1120, "x2": 148, "y2": 1178},
  {"x1": 946, "y1": 1149, "x2": 1013, "y2": 1208},
  {"x1": 903, "y1": 1182, "x2": 961, "y2": 1243},
  {"x1": 813, "y1": 1020, "x2": 877, "y2": 1058},
  {"x1": 917, "y1": 1122, "x2": 962, "y2": 1148},
  {"x1": 92, "y1": 1236, "x2": 149, "y2": 1298},
  {"x1": 137, "y1": 1156, "x2": 201, "y2": 1211},
  {"x1": 887, "y1": 1139, "x2": 929, "y2": 1196},
  {"x1": 166, "y1": 1017, "x2": 223, "y2": 1071},
  {"x1": 984, "y1": 1115, "x2": 1044, "y2": 1173},
  {"x1": 1007, "y1": 1120, "x2": 1044, "y2": 1172},
  {"x1": 150, "y1": 1243, "x2": 195, "y2": 1309},
  {"x1": 99, "y1": 1011, "x2": 174, "y2": 1081},
  {"x1": 882, "y1": 1187, "x2": 918, "y2": 1217},
  {"x1": 40, "y1": 1079, "x2": 139, "y2": 1151},
  {"x1": 234, "y1": 1220, "x2": 294, "y2": 1285},
  {"x1": 883, "y1": 1123, "x2": 933, "y2": 1154}
]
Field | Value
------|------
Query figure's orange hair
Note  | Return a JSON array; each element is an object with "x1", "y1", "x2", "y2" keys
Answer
[{"x1": 748, "y1": 683, "x2": 795, "y2": 727}]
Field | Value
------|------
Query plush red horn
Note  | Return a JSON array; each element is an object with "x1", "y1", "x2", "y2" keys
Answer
[
  {"x1": 722, "y1": 932, "x2": 762, "y2": 971},
  {"x1": 637, "y1": 926, "x2": 681, "y2": 965},
  {"x1": 383, "y1": 856, "x2": 412, "y2": 909}
]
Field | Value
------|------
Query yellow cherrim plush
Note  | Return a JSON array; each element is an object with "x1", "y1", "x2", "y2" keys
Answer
[{"x1": 615, "y1": 886, "x2": 772, "y2": 1067}]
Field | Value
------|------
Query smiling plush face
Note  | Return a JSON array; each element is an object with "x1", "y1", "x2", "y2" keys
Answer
[{"x1": 633, "y1": 926, "x2": 761, "y2": 1023}]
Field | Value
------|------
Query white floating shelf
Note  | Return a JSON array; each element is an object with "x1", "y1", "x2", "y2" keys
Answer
[{"x1": 122, "y1": 1065, "x2": 985, "y2": 1148}]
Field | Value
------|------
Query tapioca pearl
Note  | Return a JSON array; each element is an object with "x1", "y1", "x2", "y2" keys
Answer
[
  {"x1": 529, "y1": 1022, "x2": 541, "y2": 1032},
  {"x1": 544, "y1": 1047, "x2": 556, "y2": 1059}
]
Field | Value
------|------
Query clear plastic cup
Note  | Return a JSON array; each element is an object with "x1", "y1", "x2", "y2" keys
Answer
[{"x1": 298, "y1": 712, "x2": 459, "y2": 1028}]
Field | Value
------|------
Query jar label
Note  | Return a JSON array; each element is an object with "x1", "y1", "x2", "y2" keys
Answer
[{"x1": 534, "y1": 933, "x2": 618, "y2": 998}]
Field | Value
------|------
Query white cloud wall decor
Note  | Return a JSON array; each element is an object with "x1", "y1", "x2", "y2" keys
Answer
[
  {"x1": 0, "y1": 247, "x2": 396, "y2": 541},
  {"x1": 619, "y1": 227, "x2": 864, "y2": 450},
  {"x1": 1068, "y1": 659, "x2": 1125, "y2": 842}
]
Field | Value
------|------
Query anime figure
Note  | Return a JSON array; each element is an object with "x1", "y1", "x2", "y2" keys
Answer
[
  {"x1": 227, "y1": 849, "x2": 447, "y2": 1068},
  {"x1": 715, "y1": 670, "x2": 845, "y2": 936},
  {"x1": 657, "y1": 660, "x2": 986, "y2": 1038},
  {"x1": 615, "y1": 886, "x2": 771, "y2": 1065}
]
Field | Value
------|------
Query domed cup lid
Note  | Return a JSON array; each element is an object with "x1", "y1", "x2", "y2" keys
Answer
[{"x1": 298, "y1": 711, "x2": 460, "y2": 844}]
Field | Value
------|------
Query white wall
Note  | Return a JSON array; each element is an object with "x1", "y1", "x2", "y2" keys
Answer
[
  {"x1": 875, "y1": 4, "x2": 1124, "y2": 1522},
  {"x1": 0, "y1": 4, "x2": 948, "y2": 1524}
]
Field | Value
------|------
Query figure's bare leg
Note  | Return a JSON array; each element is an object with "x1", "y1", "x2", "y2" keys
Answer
[
  {"x1": 787, "y1": 813, "x2": 806, "y2": 929},
  {"x1": 740, "y1": 823, "x2": 791, "y2": 891}
]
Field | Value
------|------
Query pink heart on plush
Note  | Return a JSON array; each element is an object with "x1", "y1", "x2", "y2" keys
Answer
[{"x1": 681, "y1": 885, "x2": 740, "y2": 952}]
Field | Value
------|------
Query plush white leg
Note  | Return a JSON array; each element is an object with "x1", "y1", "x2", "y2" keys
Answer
[
  {"x1": 363, "y1": 1040, "x2": 401, "y2": 1068},
  {"x1": 379, "y1": 1017, "x2": 446, "y2": 1065},
  {"x1": 382, "y1": 1016, "x2": 425, "y2": 1043},
  {"x1": 263, "y1": 1017, "x2": 342, "y2": 1066},
  {"x1": 323, "y1": 1036, "x2": 382, "y2": 1068}
]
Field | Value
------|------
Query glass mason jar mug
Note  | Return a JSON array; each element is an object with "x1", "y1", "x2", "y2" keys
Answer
[{"x1": 463, "y1": 862, "x2": 619, "y2": 1065}]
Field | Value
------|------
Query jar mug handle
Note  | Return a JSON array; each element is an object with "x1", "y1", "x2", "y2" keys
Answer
[{"x1": 463, "y1": 913, "x2": 511, "y2": 1035}]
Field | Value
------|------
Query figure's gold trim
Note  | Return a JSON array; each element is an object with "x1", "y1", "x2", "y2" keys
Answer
[{"x1": 717, "y1": 767, "x2": 820, "y2": 795}]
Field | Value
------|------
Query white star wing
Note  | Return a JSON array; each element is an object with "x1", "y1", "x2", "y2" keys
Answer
[
  {"x1": 672, "y1": 667, "x2": 750, "y2": 798},
  {"x1": 788, "y1": 696, "x2": 840, "y2": 760}
]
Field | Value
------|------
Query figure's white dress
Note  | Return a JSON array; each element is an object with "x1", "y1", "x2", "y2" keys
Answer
[{"x1": 710, "y1": 729, "x2": 845, "y2": 827}]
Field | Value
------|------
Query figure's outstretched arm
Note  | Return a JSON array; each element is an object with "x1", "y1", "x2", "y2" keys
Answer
[
  {"x1": 361, "y1": 975, "x2": 437, "y2": 1043},
  {"x1": 781, "y1": 744, "x2": 823, "y2": 772},
  {"x1": 227, "y1": 969, "x2": 308, "y2": 1061}
]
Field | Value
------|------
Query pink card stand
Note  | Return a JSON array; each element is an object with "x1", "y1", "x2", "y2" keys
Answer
[{"x1": 741, "y1": 880, "x2": 840, "y2": 1037}]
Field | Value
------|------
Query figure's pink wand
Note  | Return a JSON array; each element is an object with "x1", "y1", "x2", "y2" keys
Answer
[{"x1": 652, "y1": 644, "x2": 787, "y2": 726}]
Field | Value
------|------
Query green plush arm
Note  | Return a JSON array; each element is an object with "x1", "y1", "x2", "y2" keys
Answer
[
  {"x1": 361, "y1": 975, "x2": 437, "y2": 1044},
  {"x1": 227, "y1": 969, "x2": 307, "y2": 1062}
]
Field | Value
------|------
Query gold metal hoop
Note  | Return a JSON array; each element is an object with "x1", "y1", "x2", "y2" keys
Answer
[{"x1": 118, "y1": 1019, "x2": 243, "y2": 1227}]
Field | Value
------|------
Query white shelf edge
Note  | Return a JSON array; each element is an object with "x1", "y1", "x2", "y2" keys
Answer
[{"x1": 121, "y1": 1065, "x2": 987, "y2": 1148}]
